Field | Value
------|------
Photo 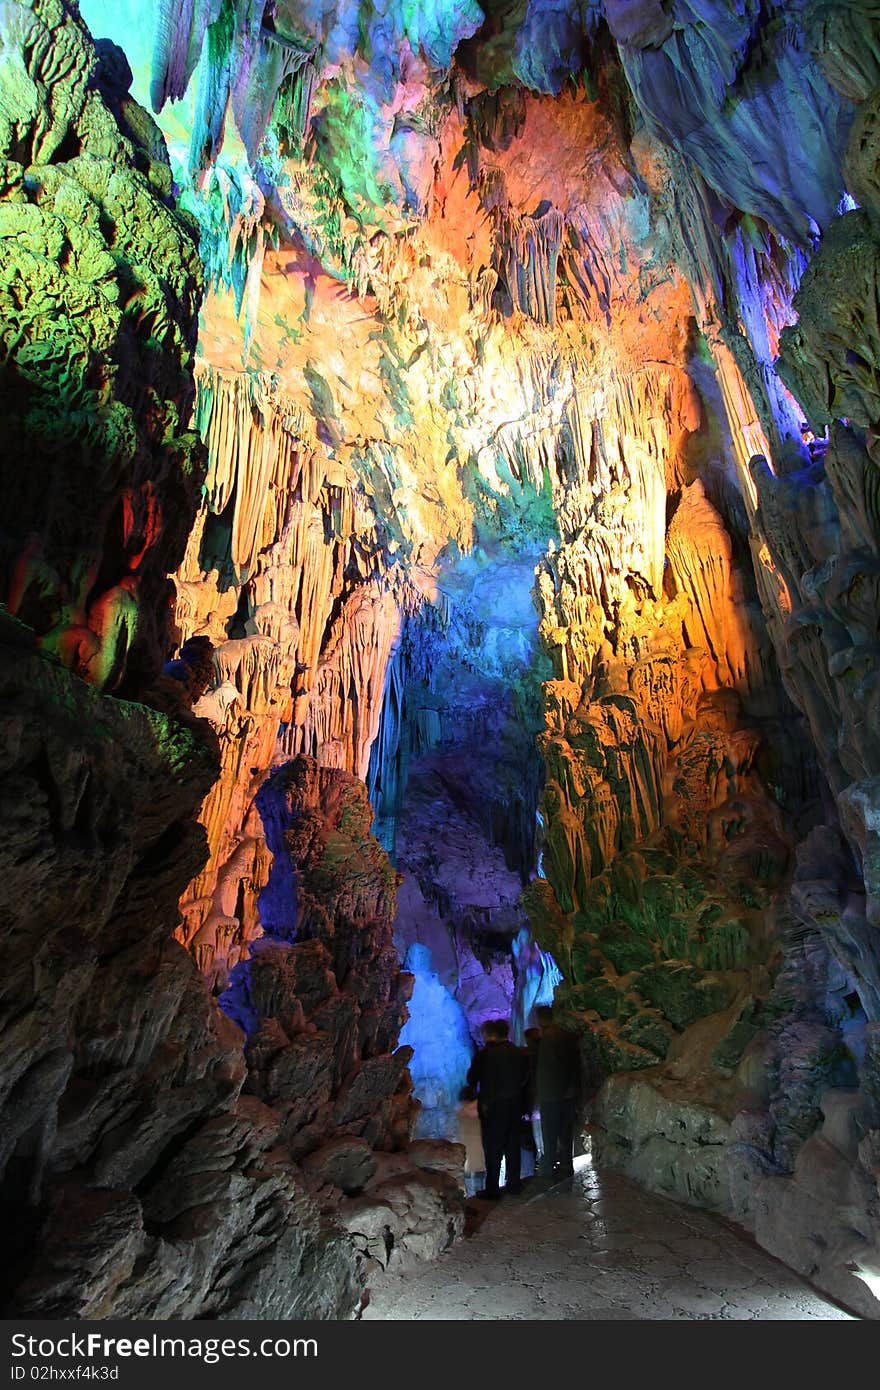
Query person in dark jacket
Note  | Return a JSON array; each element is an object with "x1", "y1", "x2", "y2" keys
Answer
[
  {"x1": 534, "y1": 1004, "x2": 580, "y2": 1177},
  {"x1": 466, "y1": 1018, "x2": 530, "y2": 1198}
]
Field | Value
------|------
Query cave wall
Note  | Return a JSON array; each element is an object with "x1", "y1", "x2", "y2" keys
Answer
[
  {"x1": 0, "y1": 0, "x2": 203, "y2": 695},
  {"x1": 0, "y1": 0, "x2": 462, "y2": 1319},
  {"x1": 576, "y1": 4, "x2": 880, "y2": 1316}
]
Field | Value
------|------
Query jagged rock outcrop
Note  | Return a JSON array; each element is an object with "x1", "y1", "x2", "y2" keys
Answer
[
  {"x1": 0, "y1": 643, "x2": 460, "y2": 1315},
  {"x1": 222, "y1": 757, "x2": 465, "y2": 1271},
  {"x1": 0, "y1": 619, "x2": 363, "y2": 1318},
  {"x1": 0, "y1": 0, "x2": 204, "y2": 697},
  {"x1": 593, "y1": 928, "x2": 880, "y2": 1319},
  {"x1": 0, "y1": 2, "x2": 460, "y2": 1320}
]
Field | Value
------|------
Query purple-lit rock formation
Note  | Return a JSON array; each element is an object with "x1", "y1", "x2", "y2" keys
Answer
[{"x1": 4, "y1": 0, "x2": 880, "y2": 1320}]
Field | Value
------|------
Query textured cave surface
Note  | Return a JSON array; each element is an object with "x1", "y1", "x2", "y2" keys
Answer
[{"x1": 2, "y1": 0, "x2": 880, "y2": 1319}]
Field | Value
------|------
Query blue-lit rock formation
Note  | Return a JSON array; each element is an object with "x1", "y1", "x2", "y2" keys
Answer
[
  {"x1": 369, "y1": 539, "x2": 554, "y2": 1058},
  {"x1": 609, "y1": 0, "x2": 853, "y2": 243},
  {"x1": 398, "y1": 943, "x2": 473, "y2": 1136}
]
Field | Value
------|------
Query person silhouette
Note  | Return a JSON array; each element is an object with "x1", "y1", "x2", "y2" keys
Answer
[
  {"x1": 523, "y1": 1025, "x2": 544, "y2": 1171},
  {"x1": 456, "y1": 1085, "x2": 486, "y2": 1196},
  {"x1": 534, "y1": 1004, "x2": 580, "y2": 1178},
  {"x1": 465, "y1": 1018, "x2": 529, "y2": 1199}
]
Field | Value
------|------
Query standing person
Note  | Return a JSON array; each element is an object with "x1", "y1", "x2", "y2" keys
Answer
[
  {"x1": 534, "y1": 1003, "x2": 580, "y2": 1178},
  {"x1": 466, "y1": 1019, "x2": 530, "y2": 1199}
]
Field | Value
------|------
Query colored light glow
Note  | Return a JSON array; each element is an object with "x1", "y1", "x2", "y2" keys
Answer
[{"x1": 399, "y1": 943, "x2": 474, "y2": 1137}]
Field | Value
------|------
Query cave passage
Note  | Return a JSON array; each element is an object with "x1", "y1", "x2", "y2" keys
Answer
[
  {"x1": 364, "y1": 1162, "x2": 854, "y2": 1320},
  {"x1": 369, "y1": 538, "x2": 561, "y2": 1137}
]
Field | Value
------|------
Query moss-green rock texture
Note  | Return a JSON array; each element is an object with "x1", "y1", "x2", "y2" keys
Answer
[{"x1": 0, "y1": 0, "x2": 204, "y2": 696}]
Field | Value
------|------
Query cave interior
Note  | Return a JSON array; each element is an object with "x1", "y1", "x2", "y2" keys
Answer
[{"x1": 2, "y1": 0, "x2": 880, "y2": 1320}]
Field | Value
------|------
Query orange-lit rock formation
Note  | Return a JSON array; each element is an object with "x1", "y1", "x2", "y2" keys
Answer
[{"x1": 171, "y1": 363, "x2": 409, "y2": 987}]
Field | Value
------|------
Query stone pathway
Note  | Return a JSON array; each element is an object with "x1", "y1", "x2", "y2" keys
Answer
[{"x1": 362, "y1": 1162, "x2": 855, "y2": 1320}]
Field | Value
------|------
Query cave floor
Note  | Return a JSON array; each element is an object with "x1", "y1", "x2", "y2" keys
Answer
[{"x1": 361, "y1": 1161, "x2": 855, "y2": 1320}]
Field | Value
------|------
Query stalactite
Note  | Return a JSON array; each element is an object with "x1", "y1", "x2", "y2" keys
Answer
[
  {"x1": 665, "y1": 480, "x2": 758, "y2": 695},
  {"x1": 365, "y1": 600, "x2": 447, "y2": 853},
  {"x1": 492, "y1": 204, "x2": 565, "y2": 326},
  {"x1": 286, "y1": 581, "x2": 403, "y2": 781},
  {"x1": 193, "y1": 363, "x2": 314, "y2": 576},
  {"x1": 189, "y1": 165, "x2": 277, "y2": 341},
  {"x1": 174, "y1": 364, "x2": 407, "y2": 988},
  {"x1": 233, "y1": 26, "x2": 316, "y2": 165},
  {"x1": 150, "y1": 0, "x2": 223, "y2": 111},
  {"x1": 187, "y1": 0, "x2": 235, "y2": 170}
]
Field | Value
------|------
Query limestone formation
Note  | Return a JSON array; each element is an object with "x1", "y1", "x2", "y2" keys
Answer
[
  {"x1": 4, "y1": 0, "x2": 880, "y2": 1323},
  {"x1": 0, "y1": 616, "x2": 364, "y2": 1319},
  {"x1": 0, "y1": 0, "x2": 204, "y2": 698},
  {"x1": 173, "y1": 362, "x2": 408, "y2": 989},
  {"x1": 222, "y1": 757, "x2": 465, "y2": 1270},
  {"x1": 0, "y1": 0, "x2": 461, "y2": 1321}
]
